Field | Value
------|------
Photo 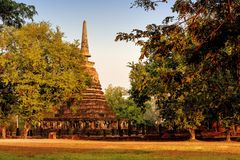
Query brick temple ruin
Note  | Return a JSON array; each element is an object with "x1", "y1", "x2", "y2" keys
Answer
[{"x1": 35, "y1": 21, "x2": 130, "y2": 138}]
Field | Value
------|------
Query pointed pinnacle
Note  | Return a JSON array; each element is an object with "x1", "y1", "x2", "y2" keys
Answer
[{"x1": 81, "y1": 20, "x2": 91, "y2": 57}]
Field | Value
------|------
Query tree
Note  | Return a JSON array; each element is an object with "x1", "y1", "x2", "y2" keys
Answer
[
  {"x1": 0, "y1": 81, "x2": 16, "y2": 138},
  {"x1": 128, "y1": 50, "x2": 205, "y2": 140},
  {"x1": 116, "y1": 0, "x2": 240, "y2": 140},
  {"x1": 0, "y1": 23, "x2": 89, "y2": 138},
  {"x1": 105, "y1": 84, "x2": 144, "y2": 124},
  {"x1": 128, "y1": 62, "x2": 151, "y2": 112},
  {"x1": 0, "y1": 0, "x2": 37, "y2": 28},
  {"x1": 0, "y1": 1, "x2": 37, "y2": 138}
]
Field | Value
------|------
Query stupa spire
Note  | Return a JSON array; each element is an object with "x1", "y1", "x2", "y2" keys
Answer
[{"x1": 81, "y1": 20, "x2": 91, "y2": 57}]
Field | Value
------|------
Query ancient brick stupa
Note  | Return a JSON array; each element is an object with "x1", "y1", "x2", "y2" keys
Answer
[
  {"x1": 61, "y1": 20, "x2": 116, "y2": 120},
  {"x1": 39, "y1": 21, "x2": 117, "y2": 136}
]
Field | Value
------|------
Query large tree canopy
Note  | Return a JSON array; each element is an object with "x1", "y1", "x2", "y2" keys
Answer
[
  {"x1": 116, "y1": 0, "x2": 240, "y2": 140},
  {"x1": 0, "y1": 23, "x2": 89, "y2": 138},
  {"x1": 0, "y1": 0, "x2": 37, "y2": 28}
]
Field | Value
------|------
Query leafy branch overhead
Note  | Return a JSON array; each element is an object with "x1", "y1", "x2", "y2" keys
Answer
[
  {"x1": 118, "y1": 0, "x2": 240, "y2": 59},
  {"x1": 131, "y1": 0, "x2": 167, "y2": 11},
  {"x1": 0, "y1": 0, "x2": 37, "y2": 28}
]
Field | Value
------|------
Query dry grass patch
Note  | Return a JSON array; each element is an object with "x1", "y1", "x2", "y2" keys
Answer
[{"x1": 0, "y1": 139, "x2": 239, "y2": 159}]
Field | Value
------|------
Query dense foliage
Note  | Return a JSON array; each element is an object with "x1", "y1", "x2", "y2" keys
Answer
[
  {"x1": 0, "y1": 23, "x2": 89, "y2": 138},
  {"x1": 105, "y1": 84, "x2": 144, "y2": 124},
  {"x1": 0, "y1": 0, "x2": 37, "y2": 28},
  {"x1": 116, "y1": 0, "x2": 240, "y2": 140}
]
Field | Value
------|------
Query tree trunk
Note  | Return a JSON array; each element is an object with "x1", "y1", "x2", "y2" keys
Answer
[
  {"x1": 128, "y1": 120, "x2": 132, "y2": 136},
  {"x1": 1, "y1": 126, "x2": 7, "y2": 139},
  {"x1": 22, "y1": 122, "x2": 31, "y2": 139},
  {"x1": 159, "y1": 124, "x2": 162, "y2": 138},
  {"x1": 226, "y1": 129, "x2": 231, "y2": 142},
  {"x1": 117, "y1": 120, "x2": 123, "y2": 137},
  {"x1": 188, "y1": 128, "x2": 196, "y2": 140},
  {"x1": 237, "y1": 39, "x2": 240, "y2": 86},
  {"x1": 142, "y1": 124, "x2": 145, "y2": 135},
  {"x1": 232, "y1": 125, "x2": 236, "y2": 136}
]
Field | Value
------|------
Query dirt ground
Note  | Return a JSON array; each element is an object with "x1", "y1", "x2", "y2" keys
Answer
[{"x1": 0, "y1": 139, "x2": 239, "y2": 157}]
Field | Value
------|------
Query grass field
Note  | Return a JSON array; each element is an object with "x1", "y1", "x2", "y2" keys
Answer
[{"x1": 0, "y1": 139, "x2": 239, "y2": 160}]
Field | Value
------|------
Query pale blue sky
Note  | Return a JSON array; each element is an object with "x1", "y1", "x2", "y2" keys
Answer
[{"x1": 16, "y1": 0, "x2": 174, "y2": 90}]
